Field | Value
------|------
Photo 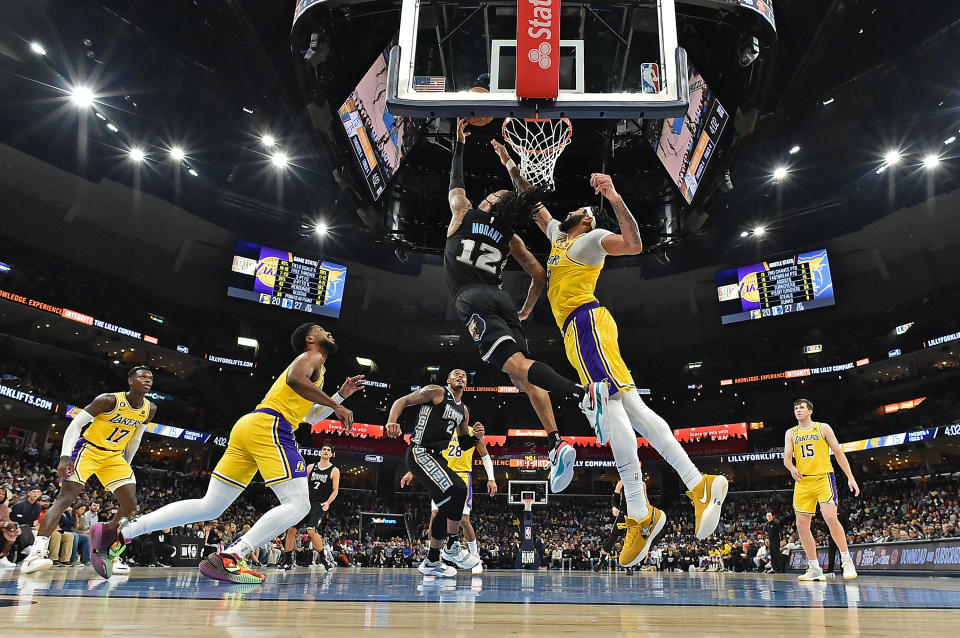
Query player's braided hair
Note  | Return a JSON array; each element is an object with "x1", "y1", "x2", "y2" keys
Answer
[{"x1": 488, "y1": 183, "x2": 552, "y2": 230}]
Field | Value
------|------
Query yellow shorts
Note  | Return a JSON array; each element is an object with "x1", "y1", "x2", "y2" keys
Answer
[
  {"x1": 66, "y1": 440, "x2": 135, "y2": 492},
  {"x1": 562, "y1": 302, "x2": 636, "y2": 394},
  {"x1": 212, "y1": 409, "x2": 307, "y2": 489},
  {"x1": 793, "y1": 473, "x2": 838, "y2": 514}
]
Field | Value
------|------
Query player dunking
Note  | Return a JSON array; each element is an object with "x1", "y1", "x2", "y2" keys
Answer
[
  {"x1": 91, "y1": 323, "x2": 354, "y2": 584},
  {"x1": 496, "y1": 155, "x2": 728, "y2": 564},
  {"x1": 783, "y1": 398, "x2": 859, "y2": 581},
  {"x1": 447, "y1": 119, "x2": 608, "y2": 493},
  {"x1": 386, "y1": 369, "x2": 483, "y2": 576},
  {"x1": 400, "y1": 370, "x2": 498, "y2": 574},
  {"x1": 21, "y1": 366, "x2": 156, "y2": 577},
  {"x1": 278, "y1": 442, "x2": 344, "y2": 570}
]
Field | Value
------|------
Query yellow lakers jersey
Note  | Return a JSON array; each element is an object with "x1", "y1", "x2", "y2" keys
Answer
[
  {"x1": 443, "y1": 426, "x2": 475, "y2": 473},
  {"x1": 256, "y1": 355, "x2": 325, "y2": 428},
  {"x1": 793, "y1": 422, "x2": 833, "y2": 476},
  {"x1": 84, "y1": 392, "x2": 152, "y2": 451},
  {"x1": 546, "y1": 233, "x2": 604, "y2": 329}
]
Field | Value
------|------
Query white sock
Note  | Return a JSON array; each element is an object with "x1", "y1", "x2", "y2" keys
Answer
[
  {"x1": 32, "y1": 535, "x2": 50, "y2": 554},
  {"x1": 808, "y1": 559, "x2": 820, "y2": 570},
  {"x1": 225, "y1": 477, "x2": 310, "y2": 555},
  {"x1": 121, "y1": 477, "x2": 243, "y2": 540},
  {"x1": 606, "y1": 396, "x2": 649, "y2": 521},
  {"x1": 840, "y1": 551, "x2": 851, "y2": 563},
  {"x1": 467, "y1": 540, "x2": 478, "y2": 556},
  {"x1": 621, "y1": 390, "x2": 703, "y2": 489}
]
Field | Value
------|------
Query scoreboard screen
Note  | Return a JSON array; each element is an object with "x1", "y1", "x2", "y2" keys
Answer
[
  {"x1": 227, "y1": 241, "x2": 346, "y2": 318},
  {"x1": 717, "y1": 249, "x2": 835, "y2": 325}
]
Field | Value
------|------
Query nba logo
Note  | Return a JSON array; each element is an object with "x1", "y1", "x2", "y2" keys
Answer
[{"x1": 641, "y1": 63, "x2": 660, "y2": 94}]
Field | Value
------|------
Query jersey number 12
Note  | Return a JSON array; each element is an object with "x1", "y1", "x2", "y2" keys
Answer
[{"x1": 456, "y1": 239, "x2": 503, "y2": 274}]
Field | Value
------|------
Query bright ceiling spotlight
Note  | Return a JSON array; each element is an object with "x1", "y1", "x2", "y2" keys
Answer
[
  {"x1": 773, "y1": 166, "x2": 788, "y2": 180},
  {"x1": 315, "y1": 222, "x2": 328, "y2": 236},
  {"x1": 922, "y1": 154, "x2": 940, "y2": 169},
  {"x1": 30, "y1": 42, "x2": 47, "y2": 56},
  {"x1": 262, "y1": 134, "x2": 276, "y2": 147},
  {"x1": 789, "y1": 145, "x2": 800, "y2": 155},
  {"x1": 170, "y1": 146, "x2": 185, "y2": 162},
  {"x1": 753, "y1": 226, "x2": 766, "y2": 237},
  {"x1": 740, "y1": 231, "x2": 749, "y2": 238},
  {"x1": 70, "y1": 85, "x2": 94, "y2": 108},
  {"x1": 884, "y1": 150, "x2": 902, "y2": 166},
  {"x1": 271, "y1": 152, "x2": 289, "y2": 168},
  {"x1": 129, "y1": 148, "x2": 146, "y2": 162}
]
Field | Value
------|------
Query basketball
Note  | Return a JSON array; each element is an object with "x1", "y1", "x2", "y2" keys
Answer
[{"x1": 465, "y1": 87, "x2": 494, "y2": 127}]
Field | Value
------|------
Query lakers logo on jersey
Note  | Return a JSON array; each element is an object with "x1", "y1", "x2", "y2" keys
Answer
[
  {"x1": 82, "y1": 392, "x2": 151, "y2": 452},
  {"x1": 296, "y1": 460, "x2": 305, "y2": 473}
]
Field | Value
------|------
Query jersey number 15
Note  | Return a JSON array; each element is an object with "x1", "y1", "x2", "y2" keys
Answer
[{"x1": 799, "y1": 442, "x2": 815, "y2": 458}]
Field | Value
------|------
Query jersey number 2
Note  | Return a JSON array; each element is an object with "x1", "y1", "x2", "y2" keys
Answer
[
  {"x1": 800, "y1": 443, "x2": 815, "y2": 458},
  {"x1": 456, "y1": 238, "x2": 503, "y2": 274},
  {"x1": 105, "y1": 427, "x2": 131, "y2": 444}
]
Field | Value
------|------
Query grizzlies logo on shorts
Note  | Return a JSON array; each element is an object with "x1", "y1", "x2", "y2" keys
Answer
[{"x1": 467, "y1": 314, "x2": 486, "y2": 341}]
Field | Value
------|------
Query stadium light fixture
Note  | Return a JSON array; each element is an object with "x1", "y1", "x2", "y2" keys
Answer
[
  {"x1": 315, "y1": 222, "x2": 328, "y2": 236},
  {"x1": 106, "y1": 123, "x2": 119, "y2": 133},
  {"x1": 271, "y1": 152, "x2": 288, "y2": 169},
  {"x1": 884, "y1": 150, "x2": 902, "y2": 166},
  {"x1": 923, "y1": 154, "x2": 940, "y2": 169},
  {"x1": 945, "y1": 136, "x2": 957, "y2": 146},
  {"x1": 821, "y1": 97, "x2": 835, "y2": 106},
  {"x1": 129, "y1": 148, "x2": 146, "y2": 162},
  {"x1": 170, "y1": 146, "x2": 185, "y2": 162},
  {"x1": 753, "y1": 226, "x2": 766, "y2": 237},
  {"x1": 30, "y1": 42, "x2": 47, "y2": 56},
  {"x1": 187, "y1": 167, "x2": 199, "y2": 177},
  {"x1": 70, "y1": 85, "x2": 95, "y2": 108},
  {"x1": 789, "y1": 145, "x2": 800, "y2": 155},
  {"x1": 740, "y1": 231, "x2": 749, "y2": 238},
  {"x1": 262, "y1": 134, "x2": 276, "y2": 147},
  {"x1": 773, "y1": 166, "x2": 788, "y2": 180}
]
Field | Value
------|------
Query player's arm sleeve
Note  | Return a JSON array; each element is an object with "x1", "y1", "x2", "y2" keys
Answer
[
  {"x1": 481, "y1": 453, "x2": 495, "y2": 481},
  {"x1": 60, "y1": 410, "x2": 95, "y2": 458},
  {"x1": 449, "y1": 142, "x2": 465, "y2": 191},
  {"x1": 123, "y1": 426, "x2": 146, "y2": 464},
  {"x1": 545, "y1": 218, "x2": 561, "y2": 243},
  {"x1": 567, "y1": 229, "x2": 613, "y2": 265},
  {"x1": 305, "y1": 392, "x2": 346, "y2": 423}
]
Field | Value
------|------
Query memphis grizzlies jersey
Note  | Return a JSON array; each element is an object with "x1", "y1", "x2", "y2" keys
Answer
[
  {"x1": 793, "y1": 422, "x2": 833, "y2": 476},
  {"x1": 443, "y1": 426, "x2": 475, "y2": 473},
  {"x1": 255, "y1": 354, "x2": 325, "y2": 428},
  {"x1": 83, "y1": 392, "x2": 152, "y2": 451},
  {"x1": 411, "y1": 387, "x2": 467, "y2": 451},
  {"x1": 444, "y1": 209, "x2": 514, "y2": 296},
  {"x1": 308, "y1": 464, "x2": 335, "y2": 503}
]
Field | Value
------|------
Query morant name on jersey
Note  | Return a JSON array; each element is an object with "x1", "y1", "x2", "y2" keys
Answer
[{"x1": 471, "y1": 222, "x2": 503, "y2": 243}]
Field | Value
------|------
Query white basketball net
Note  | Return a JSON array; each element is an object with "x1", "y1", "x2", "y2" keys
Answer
[{"x1": 502, "y1": 117, "x2": 573, "y2": 190}]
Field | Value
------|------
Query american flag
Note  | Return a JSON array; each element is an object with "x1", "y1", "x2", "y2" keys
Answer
[{"x1": 413, "y1": 76, "x2": 446, "y2": 92}]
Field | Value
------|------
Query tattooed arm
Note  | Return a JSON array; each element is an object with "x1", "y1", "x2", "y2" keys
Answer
[{"x1": 591, "y1": 173, "x2": 643, "y2": 256}]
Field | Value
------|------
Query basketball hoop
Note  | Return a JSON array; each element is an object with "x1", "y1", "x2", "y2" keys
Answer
[
  {"x1": 521, "y1": 496, "x2": 535, "y2": 512},
  {"x1": 502, "y1": 117, "x2": 573, "y2": 190}
]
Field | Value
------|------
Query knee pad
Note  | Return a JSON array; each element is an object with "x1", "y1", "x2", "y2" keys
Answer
[{"x1": 430, "y1": 510, "x2": 448, "y2": 540}]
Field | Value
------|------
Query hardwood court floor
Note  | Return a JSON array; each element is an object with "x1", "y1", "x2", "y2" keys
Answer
[{"x1": 2, "y1": 567, "x2": 959, "y2": 636}]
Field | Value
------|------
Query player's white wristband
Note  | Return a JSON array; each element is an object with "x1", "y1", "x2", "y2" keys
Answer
[
  {"x1": 481, "y1": 453, "x2": 495, "y2": 482},
  {"x1": 504, "y1": 159, "x2": 517, "y2": 172}
]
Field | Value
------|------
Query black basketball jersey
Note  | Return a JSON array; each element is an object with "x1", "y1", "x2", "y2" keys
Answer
[
  {"x1": 308, "y1": 463, "x2": 335, "y2": 503},
  {"x1": 444, "y1": 209, "x2": 515, "y2": 296},
  {"x1": 411, "y1": 386, "x2": 467, "y2": 450}
]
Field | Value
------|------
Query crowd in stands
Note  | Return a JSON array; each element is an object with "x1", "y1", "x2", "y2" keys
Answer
[{"x1": 2, "y1": 442, "x2": 957, "y2": 572}]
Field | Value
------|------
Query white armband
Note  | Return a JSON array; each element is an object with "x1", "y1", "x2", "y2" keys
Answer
[
  {"x1": 61, "y1": 410, "x2": 95, "y2": 458},
  {"x1": 305, "y1": 392, "x2": 345, "y2": 423},
  {"x1": 481, "y1": 453, "x2": 495, "y2": 482},
  {"x1": 505, "y1": 159, "x2": 517, "y2": 172}
]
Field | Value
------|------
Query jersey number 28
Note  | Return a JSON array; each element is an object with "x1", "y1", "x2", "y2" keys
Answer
[{"x1": 456, "y1": 239, "x2": 503, "y2": 274}]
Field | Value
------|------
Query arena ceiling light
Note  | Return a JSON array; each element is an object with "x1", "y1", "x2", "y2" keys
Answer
[
  {"x1": 923, "y1": 154, "x2": 940, "y2": 169},
  {"x1": 128, "y1": 148, "x2": 146, "y2": 162},
  {"x1": 69, "y1": 85, "x2": 95, "y2": 108},
  {"x1": 945, "y1": 136, "x2": 957, "y2": 145},
  {"x1": 106, "y1": 123, "x2": 119, "y2": 133},
  {"x1": 262, "y1": 134, "x2": 276, "y2": 147},
  {"x1": 355, "y1": 357, "x2": 375, "y2": 367},
  {"x1": 753, "y1": 226, "x2": 766, "y2": 236},
  {"x1": 271, "y1": 152, "x2": 289, "y2": 168},
  {"x1": 821, "y1": 97, "x2": 835, "y2": 106},
  {"x1": 739, "y1": 230, "x2": 749, "y2": 237},
  {"x1": 789, "y1": 145, "x2": 800, "y2": 155},
  {"x1": 187, "y1": 167, "x2": 199, "y2": 177},
  {"x1": 29, "y1": 42, "x2": 47, "y2": 56},
  {"x1": 315, "y1": 222, "x2": 328, "y2": 236},
  {"x1": 169, "y1": 146, "x2": 185, "y2": 162},
  {"x1": 772, "y1": 166, "x2": 788, "y2": 180},
  {"x1": 884, "y1": 150, "x2": 902, "y2": 166}
]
